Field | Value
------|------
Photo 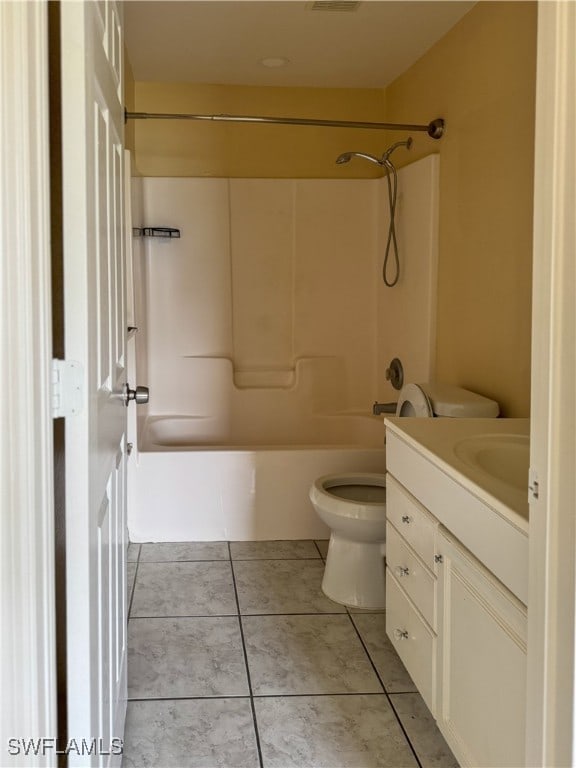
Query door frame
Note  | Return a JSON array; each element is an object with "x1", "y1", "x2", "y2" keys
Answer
[
  {"x1": 526, "y1": 2, "x2": 576, "y2": 765},
  {"x1": 0, "y1": 1, "x2": 57, "y2": 764}
]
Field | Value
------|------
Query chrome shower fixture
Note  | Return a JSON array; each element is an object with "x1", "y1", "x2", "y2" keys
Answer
[
  {"x1": 335, "y1": 138, "x2": 413, "y2": 168},
  {"x1": 335, "y1": 151, "x2": 382, "y2": 166},
  {"x1": 382, "y1": 137, "x2": 413, "y2": 163},
  {"x1": 335, "y1": 137, "x2": 413, "y2": 288}
]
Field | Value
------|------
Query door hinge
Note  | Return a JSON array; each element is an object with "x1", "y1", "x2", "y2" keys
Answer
[
  {"x1": 52, "y1": 359, "x2": 83, "y2": 419},
  {"x1": 528, "y1": 468, "x2": 539, "y2": 501}
]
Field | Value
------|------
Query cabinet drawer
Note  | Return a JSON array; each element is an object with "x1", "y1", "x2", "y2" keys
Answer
[
  {"x1": 387, "y1": 522, "x2": 437, "y2": 629},
  {"x1": 386, "y1": 572, "x2": 436, "y2": 715},
  {"x1": 386, "y1": 474, "x2": 438, "y2": 568}
]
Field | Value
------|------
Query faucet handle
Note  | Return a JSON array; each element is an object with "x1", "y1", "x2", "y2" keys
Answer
[{"x1": 385, "y1": 358, "x2": 404, "y2": 391}]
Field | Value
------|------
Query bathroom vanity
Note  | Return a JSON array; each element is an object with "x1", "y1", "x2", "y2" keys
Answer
[{"x1": 384, "y1": 417, "x2": 530, "y2": 768}]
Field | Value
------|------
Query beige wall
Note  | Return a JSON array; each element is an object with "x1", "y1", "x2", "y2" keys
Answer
[
  {"x1": 124, "y1": 48, "x2": 136, "y2": 156},
  {"x1": 385, "y1": 1, "x2": 537, "y2": 416},
  {"x1": 132, "y1": 81, "x2": 387, "y2": 178}
]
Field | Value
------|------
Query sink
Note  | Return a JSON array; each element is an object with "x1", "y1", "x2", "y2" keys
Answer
[{"x1": 454, "y1": 434, "x2": 530, "y2": 492}]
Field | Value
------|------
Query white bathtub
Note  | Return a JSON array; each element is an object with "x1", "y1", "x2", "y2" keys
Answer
[{"x1": 128, "y1": 413, "x2": 386, "y2": 542}]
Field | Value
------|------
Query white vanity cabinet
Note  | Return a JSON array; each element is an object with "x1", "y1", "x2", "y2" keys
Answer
[{"x1": 384, "y1": 421, "x2": 529, "y2": 768}]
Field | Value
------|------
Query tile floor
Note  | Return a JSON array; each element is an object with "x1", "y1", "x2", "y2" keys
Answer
[{"x1": 124, "y1": 541, "x2": 458, "y2": 768}]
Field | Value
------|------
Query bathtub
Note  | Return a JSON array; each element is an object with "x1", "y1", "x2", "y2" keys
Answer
[{"x1": 128, "y1": 413, "x2": 386, "y2": 542}]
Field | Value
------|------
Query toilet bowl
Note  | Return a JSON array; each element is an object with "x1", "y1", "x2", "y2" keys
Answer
[
  {"x1": 310, "y1": 473, "x2": 387, "y2": 609},
  {"x1": 310, "y1": 382, "x2": 499, "y2": 609}
]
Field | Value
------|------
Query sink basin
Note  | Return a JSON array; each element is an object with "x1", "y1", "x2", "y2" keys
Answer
[{"x1": 454, "y1": 434, "x2": 530, "y2": 492}]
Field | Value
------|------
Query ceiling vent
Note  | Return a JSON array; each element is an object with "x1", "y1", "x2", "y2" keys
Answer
[{"x1": 308, "y1": 1, "x2": 361, "y2": 12}]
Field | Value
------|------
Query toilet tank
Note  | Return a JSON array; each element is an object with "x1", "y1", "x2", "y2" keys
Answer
[{"x1": 420, "y1": 383, "x2": 500, "y2": 418}]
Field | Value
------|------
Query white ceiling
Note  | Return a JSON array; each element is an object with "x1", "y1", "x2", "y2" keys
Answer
[{"x1": 124, "y1": 1, "x2": 476, "y2": 90}]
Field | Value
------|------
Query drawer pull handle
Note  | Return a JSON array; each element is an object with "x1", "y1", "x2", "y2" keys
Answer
[
  {"x1": 401, "y1": 515, "x2": 412, "y2": 524},
  {"x1": 394, "y1": 628, "x2": 409, "y2": 641},
  {"x1": 395, "y1": 566, "x2": 410, "y2": 578}
]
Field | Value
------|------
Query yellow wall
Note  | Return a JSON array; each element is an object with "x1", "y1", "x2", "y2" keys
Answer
[
  {"x1": 385, "y1": 1, "x2": 537, "y2": 416},
  {"x1": 124, "y1": 48, "x2": 136, "y2": 159},
  {"x1": 132, "y1": 82, "x2": 387, "y2": 178}
]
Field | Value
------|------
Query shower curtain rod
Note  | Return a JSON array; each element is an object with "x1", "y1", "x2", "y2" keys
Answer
[{"x1": 125, "y1": 110, "x2": 445, "y2": 139}]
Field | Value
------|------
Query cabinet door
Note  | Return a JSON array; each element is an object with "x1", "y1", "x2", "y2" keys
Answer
[{"x1": 437, "y1": 529, "x2": 527, "y2": 768}]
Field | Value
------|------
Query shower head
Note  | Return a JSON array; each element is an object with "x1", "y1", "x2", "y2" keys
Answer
[
  {"x1": 335, "y1": 151, "x2": 383, "y2": 166},
  {"x1": 335, "y1": 138, "x2": 413, "y2": 168}
]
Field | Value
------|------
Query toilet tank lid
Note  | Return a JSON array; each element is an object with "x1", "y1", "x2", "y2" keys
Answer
[{"x1": 419, "y1": 382, "x2": 500, "y2": 418}]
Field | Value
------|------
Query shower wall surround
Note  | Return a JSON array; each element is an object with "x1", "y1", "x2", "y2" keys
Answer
[
  {"x1": 137, "y1": 156, "x2": 438, "y2": 433},
  {"x1": 128, "y1": 157, "x2": 439, "y2": 540}
]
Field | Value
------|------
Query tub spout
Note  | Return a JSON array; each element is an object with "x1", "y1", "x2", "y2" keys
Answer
[{"x1": 373, "y1": 401, "x2": 397, "y2": 416}]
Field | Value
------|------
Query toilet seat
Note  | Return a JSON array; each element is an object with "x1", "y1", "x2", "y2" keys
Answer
[
  {"x1": 311, "y1": 473, "x2": 386, "y2": 521},
  {"x1": 396, "y1": 383, "x2": 433, "y2": 417}
]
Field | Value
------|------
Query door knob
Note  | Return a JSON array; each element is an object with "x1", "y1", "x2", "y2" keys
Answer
[{"x1": 122, "y1": 383, "x2": 149, "y2": 406}]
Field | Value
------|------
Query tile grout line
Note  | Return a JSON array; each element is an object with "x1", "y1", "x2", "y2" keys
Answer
[
  {"x1": 127, "y1": 691, "x2": 395, "y2": 703},
  {"x1": 346, "y1": 608, "x2": 424, "y2": 768},
  {"x1": 228, "y1": 542, "x2": 265, "y2": 768},
  {"x1": 138, "y1": 556, "x2": 325, "y2": 563},
  {"x1": 127, "y1": 610, "x2": 360, "y2": 620},
  {"x1": 313, "y1": 540, "x2": 326, "y2": 560},
  {"x1": 127, "y1": 544, "x2": 141, "y2": 619}
]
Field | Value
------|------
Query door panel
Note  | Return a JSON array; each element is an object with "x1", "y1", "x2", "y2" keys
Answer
[{"x1": 61, "y1": 2, "x2": 127, "y2": 765}]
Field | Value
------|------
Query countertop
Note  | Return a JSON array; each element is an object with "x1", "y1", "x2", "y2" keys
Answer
[{"x1": 384, "y1": 417, "x2": 530, "y2": 533}]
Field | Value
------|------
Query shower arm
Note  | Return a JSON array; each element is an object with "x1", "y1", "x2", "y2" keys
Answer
[{"x1": 125, "y1": 110, "x2": 445, "y2": 139}]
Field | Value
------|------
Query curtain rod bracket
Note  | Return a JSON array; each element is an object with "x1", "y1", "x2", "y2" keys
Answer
[
  {"x1": 427, "y1": 118, "x2": 445, "y2": 139},
  {"x1": 124, "y1": 110, "x2": 445, "y2": 138}
]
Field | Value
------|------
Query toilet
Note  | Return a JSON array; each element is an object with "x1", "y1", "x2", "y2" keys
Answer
[{"x1": 309, "y1": 382, "x2": 499, "y2": 609}]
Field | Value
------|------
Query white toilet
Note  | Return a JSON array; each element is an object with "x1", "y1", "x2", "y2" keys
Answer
[{"x1": 309, "y1": 382, "x2": 499, "y2": 609}]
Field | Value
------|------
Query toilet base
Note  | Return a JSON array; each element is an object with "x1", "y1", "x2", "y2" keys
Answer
[{"x1": 321, "y1": 533, "x2": 386, "y2": 609}]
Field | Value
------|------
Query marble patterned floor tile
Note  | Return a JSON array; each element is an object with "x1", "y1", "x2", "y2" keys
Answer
[
  {"x1": 243, "y1": 614, "x2": 382, "y2": 695},
  {"x1": 351, "y1": 613, "x2": 417, "y2": 693},
  {"x1": 122, "y1": 697, "x2": 259, "y2": 768},
  {"x1": 230, "y1": 540, "x2": 320, "y2": 560},
  {"x1": 140, "y1": 541, "x2": 229, "y2": 562},
  {"x1": 315, "y1": 540, "x2": 329, "y2": 559},
  {"x1": 233, "y1": 559, "x2": 345, "y2": 614},
  {"x1": 127, "y1": 563, "x2": 137, "y2": 603},
  {"x1": 131, "y1": 561, "x2": 237, "y2": 617},
  {"x1": 390, "y1": 692, "x2": 459, "y2": 768},
  {"x1": 254, "y1": 694, "x2": 418, "y2": 767},
  {"x1": 127, "y1": 543, "x2": 140, "y2": 562},
  {"x1": 128, "y1": 617, "x2": 249, "y2": 699}
]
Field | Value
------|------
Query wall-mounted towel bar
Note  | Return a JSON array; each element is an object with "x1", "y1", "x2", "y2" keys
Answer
[{"x1": 133, "y1": 227, "x2": 181, "y2": 239}]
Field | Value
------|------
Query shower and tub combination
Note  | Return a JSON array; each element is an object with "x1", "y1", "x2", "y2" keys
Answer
[{"x1": 126, "y1": 112, "x2": 442, "y2": 543}]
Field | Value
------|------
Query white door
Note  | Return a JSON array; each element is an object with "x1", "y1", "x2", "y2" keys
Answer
[{"x1": 61, "y1": 2, "x2": 128, "y2": 764}]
